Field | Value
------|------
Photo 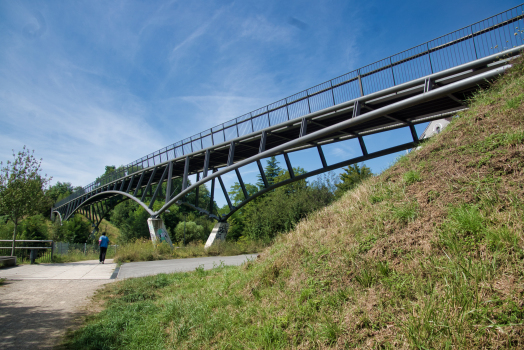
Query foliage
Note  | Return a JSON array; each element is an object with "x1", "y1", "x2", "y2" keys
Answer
[
  {"x1": 18, "y1": 214, "x2": 48, "y2": 241},
  {"x1": 0, "y1": 146, "x2": 51, "y2": 255},
  {"x1": 47, "y1": 181, "x2": 81, "y2": 204},
  {"x1": 256, "y1": 156, "x2": 281, "y2": 188},
  {"x1": 65, "y1": 214, "x2": 94, "y2": 243},
  {"x1": 226, "y1": 167, "x2": 336, "y2": 243},
  {"x1": 335, "y1": 163, "x2": 373, "y2": 196},
  {"x1": 173, "y1": 221, "x2": 205, "y2": 244}
]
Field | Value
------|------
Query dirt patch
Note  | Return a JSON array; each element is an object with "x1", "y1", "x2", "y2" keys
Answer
[{"x1": 0, "y1": 279, "x2": 114, "y2": 349}]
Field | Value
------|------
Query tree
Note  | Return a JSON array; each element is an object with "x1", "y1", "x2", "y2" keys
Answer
[
  {"x1": 173, "y1": 221, "x2": 205, "y2": 244},
  {"x1": 256, "y1": 156, "x2": 282, "y2": 189},
  {"x1": 335, "y1": 163, "x2": 373, "y2": 197},
  {"x1": 0, "y1": 147, "x2": 51, "y2": 256}
]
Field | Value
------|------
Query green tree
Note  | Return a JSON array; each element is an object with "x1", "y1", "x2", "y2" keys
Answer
[
  {"x1": 173, "y1": 221, "x2": 205, "y2": 244},
  {"x1": 0, "y1": 147, "x2": 51, "y2": 255},
  {"x1": 257, "y1": 156, "x2": 282, "y2": 189},
  {"x1": 228, "y1": 182, "x2": 258, "y2": 206},
  {"x1": 335, "y1": 163, "x2": 373, "y2": 197},
  {"x1": 66, "y1": 214, "x2": 93, "y2": 243},
  {"x1": 47, "y1": 182, "x2": 74, "y2": 203}
]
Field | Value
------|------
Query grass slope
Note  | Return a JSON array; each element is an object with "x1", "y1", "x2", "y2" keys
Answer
[{"x1": 62, "y1": 61, "x2": 524, "y2": 349}]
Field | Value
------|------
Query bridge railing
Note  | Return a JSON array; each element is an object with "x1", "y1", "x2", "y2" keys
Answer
[{"x1": 55, "y1": 3, "x2": 524, "y2": 208}]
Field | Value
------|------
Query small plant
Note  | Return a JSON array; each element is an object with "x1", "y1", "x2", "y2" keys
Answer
[
  {"x1": 403, "y1": 170, "x2": 421, "y2": 184},
  {"x1": 377, "y1": 261, "x2": 392, "y2": 277},
  {"x1": 391, "y1": 201, "x2": 419, "y2": 224},
  {"x1": 505, "y1": 93, "x2": 524, "y2": 109},
  {"x1": 195, "y1": 264, "x2": 205, "y2": 276},
  {"x1": 355, "y1": 267, "x2": 375, "y2": 288}
]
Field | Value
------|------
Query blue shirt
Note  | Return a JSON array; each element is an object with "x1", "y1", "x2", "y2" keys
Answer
[{"x1": 99, "y1": 235, "x2": 109, "y2": 248}]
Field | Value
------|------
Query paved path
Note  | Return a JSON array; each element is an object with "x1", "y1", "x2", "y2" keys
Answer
[
  {"x1": 0, "y1": 255, "x2": 257, "y2": 349},
  {"x1": 117, "y1": 254, "x2": 258, "y2": 279},
  {"x1": 0, "y1": 259, "x2": 116, "y2": 280}
]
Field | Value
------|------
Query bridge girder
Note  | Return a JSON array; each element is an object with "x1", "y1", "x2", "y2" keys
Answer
[{"x1": 51, "y1": 47, "x2": 517, "y2": 227}]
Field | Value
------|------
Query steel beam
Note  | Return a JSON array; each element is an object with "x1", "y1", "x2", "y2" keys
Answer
[
  {"x1": 227, "y1": 142, "x2": 235, "y2": 167},
  {"x1": 235, "y1": 169, "x2": 248, "y2": 200},
  {"x1": 203, "y1": 149, "x2": 210, "y2": 178},
  {"x1": 209, "y1": 176, "x2": 215, "y2": 214},
  {"x1": 358, "y1": 135, "x2": 368, "y2": 156},
  {"x1": 299, "y1": 118, "x2": 308, "y2": 137},
  {"x1": 259, "y1": 131, "x2": 267, "y2": 153},
  {"x1": 195, "y1": 172, "x2": 200, "y2": 207},
  {"x1": 182, "y1": 156, "x2": 189, "y2": 191},
  {"x1": 283, "y1": 153, "x2": 295, "y2": 178},
  {"x1": 165, "y1": 161, "x2": 173, "y2": 203},
  {"x1": 257, "y1": 160, "x2": 269, "y2": 188},
  {"x1": 217, "y1": 175, "x2": 233, "y2": 210},
  {"x1": 141, "y1": 166, "x2": 158, "y2": 202},
  {"x1": 317, "y1": 145, "x2": 328, "y2": 168},
  {"x1": 149, "y1": 166, "x2": 169, "y2": 209},
  {"x1": 126, "y1": 174, "x2": 135, "y2": 193},
  {"x1": 133, "y1": 171, "x2": 145, "y2": 197}
]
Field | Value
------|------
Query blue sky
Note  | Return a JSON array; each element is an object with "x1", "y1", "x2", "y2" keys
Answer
[{"x1": 0, "y1": 0, "x2": 521, "y2": 204}]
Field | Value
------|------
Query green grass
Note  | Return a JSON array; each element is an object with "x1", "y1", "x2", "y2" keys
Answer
[{"x1": 61, "y1": 57, "x2": 524, "y2": 349}]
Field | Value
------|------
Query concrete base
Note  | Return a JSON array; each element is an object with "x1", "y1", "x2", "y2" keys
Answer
[
  {"x1": 147, "y1": 218, "x2": 174, "y2": 248},
  {"x1": 204, "y1": 222, "x2": 229, "y2": 249},
  {"x1": 0, "y1": 256, "x2": 17, "y2": 267}
]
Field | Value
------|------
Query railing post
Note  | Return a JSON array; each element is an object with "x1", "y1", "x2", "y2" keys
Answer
[
  {"x1": 470, "y1": 25, "x2": 479, "y2": 59},
  {"x1": 357, "y1": 69, "x2": 364, "y2": 96},
  {"x1": 330, "y1": 81, "x2": 336, "y2": 106},
  {"x1": 426, "y1": 43, "x2": 434, "y2": 74},
  {"x1": 390, "y1": 57, "x2": 396, "y2": 86}
]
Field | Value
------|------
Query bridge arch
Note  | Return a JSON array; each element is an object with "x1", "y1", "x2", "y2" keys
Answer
[{"x1": 51, "y1": 18, "x2": 522, "y2": 236}]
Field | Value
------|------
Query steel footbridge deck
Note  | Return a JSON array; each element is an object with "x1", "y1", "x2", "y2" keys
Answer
[{"x1": 52, "y1": 5, "x2": 524, "y2": 225}]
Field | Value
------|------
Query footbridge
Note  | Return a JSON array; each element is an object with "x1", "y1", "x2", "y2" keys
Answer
[{"x1": 52, "y1": 5, "x2": 524, "y2": 241}]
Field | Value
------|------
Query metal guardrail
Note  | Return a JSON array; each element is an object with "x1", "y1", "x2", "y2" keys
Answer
[
  {"x1": 55, "y1": 4, "x2": 524, "y2": 208},
  {"x1": 0, "y1": 240, "x2": 54, "y2": 263}
]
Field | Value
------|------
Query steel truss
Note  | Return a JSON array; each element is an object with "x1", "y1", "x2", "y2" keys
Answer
[{"x1": 52, "y1": 46, "x2": 518, "y2": 226}]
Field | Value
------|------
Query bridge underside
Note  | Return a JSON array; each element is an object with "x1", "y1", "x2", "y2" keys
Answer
[
  {"x1": 53, "y1": 1, "x2": 524, "y2": 227},
  {"x1": 52, "y1": 46, "x2": 519, "y2": 229}
]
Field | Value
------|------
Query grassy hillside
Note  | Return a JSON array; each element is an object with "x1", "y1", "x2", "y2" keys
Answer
[{"x1": 62, "y1": 59, "x2": 524, "y2": 349}]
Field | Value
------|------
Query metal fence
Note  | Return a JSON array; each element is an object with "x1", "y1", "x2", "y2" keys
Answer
[
  {"x1": 54, "y1": 242, "x2": 119, "y2": 257},
  {"x1": 0, "y1": 240, "x2": 54, "y2": 263},
  {"x1": 55, "y1": 4, "x2": 524, "y2": 208}
]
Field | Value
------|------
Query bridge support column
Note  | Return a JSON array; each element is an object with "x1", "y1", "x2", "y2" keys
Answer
[
  {"x1": 204, "y1": 222, "x2": 229, "y2": 249},
  {"x1": 147, "y1": 218, "x2": 174, "y2": 248}
]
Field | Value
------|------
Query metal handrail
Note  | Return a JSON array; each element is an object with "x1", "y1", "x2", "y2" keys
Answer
[{"x1": 55, "y1": 3, "x2": 524, "y2": 208}]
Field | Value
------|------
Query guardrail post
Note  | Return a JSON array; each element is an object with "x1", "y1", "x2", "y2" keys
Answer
[{"x1": 357, "y1": 70, "x2": 364, "y2": 96}]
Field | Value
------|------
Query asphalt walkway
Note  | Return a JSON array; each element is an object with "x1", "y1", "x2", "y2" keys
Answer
[
  {"x1": 0, "y1": 259, "x2": 116, "y2": 280},
  {"x1": 0, "y1": 255, "x2": 257, "y2": 349},
  {"x1": 117, "y1": 254, "x2": 258, "y2": 279}
]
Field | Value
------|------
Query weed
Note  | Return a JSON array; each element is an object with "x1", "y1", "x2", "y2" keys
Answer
[
  {"x1": 391, "y1": 201, "x2": 419, "y2": 224},
  {"x1": 403, "y1": 170, "x2": 421, "y2": 184},
  {"x1": 355, "y1": 267, "x2": 375, "y2": 288}
]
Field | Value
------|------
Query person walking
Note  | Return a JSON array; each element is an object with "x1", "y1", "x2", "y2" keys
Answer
[{"x1": 98, "y1": 232, "x2": 109, "y2": 264}]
